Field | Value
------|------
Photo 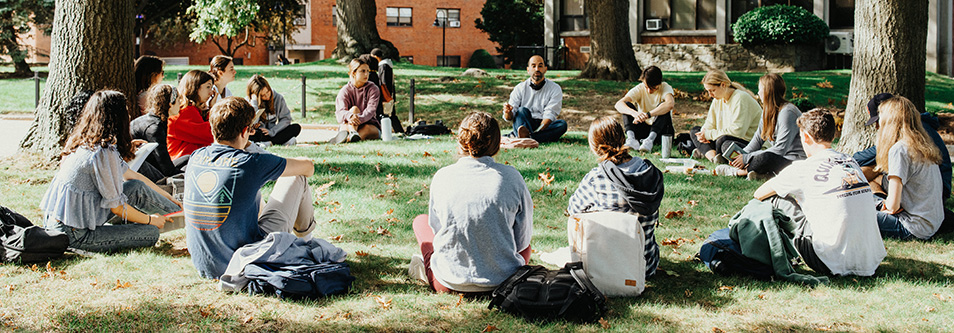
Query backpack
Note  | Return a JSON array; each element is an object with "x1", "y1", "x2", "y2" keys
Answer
[
  {"x1": 406, "y1": 120, "x2": 451, "y2": 136},
  {"x1": 568, "y1": 212, "x2": 646, "y2": 297},
  {"x1": 697, "y1": 228, "x2": 774, "y2": 281},
  {"x1": 488, "y1": 262, "x2": 607, "y2": 323},
  {"x1": 0, "y1": 205, "x2": 69, "y2": 263},
  {"x1": 245, "y1": 262, "x2": 355, "y2": 300}
]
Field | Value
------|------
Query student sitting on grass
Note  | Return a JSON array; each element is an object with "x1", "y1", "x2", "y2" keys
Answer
[
  {"x1": 330, "y1": 57, "x2": 380, "y2": 144},
  {"x1": 246, "y1": 75, "x2": 301, "y2": 146},
  {"x1": 134, "y1": 55, "x2": 164, "y2": 116},
  {"x1": 567, "y1": 116, "x2": 664, "y2": 279},
  {"x1": 869, "y1": 96, "x2": 944, "y2": 240},
  {"x1": 502, "y1": 55, "x2": 567, "y2": 143},
  {"x1": 42, "y1": 90, "x2": 181, "y2": 253},
  {"x1": 184, "y1": 97, "x2": 317, "y2": 279},
  {"x1": 209, "y1": 55, "x2": 237, "y2": 104},
  {"x1": 410, "y1": 112, "x2": 533, "y2": 294},
  {"x1": 130, "y1": 84, "x2": 180, "y2": 181},
  {"x1": 687, "y1": 70, "x2": 762, "y2": 163},
  {"x1": 613, "y1": 66, "x2": 675, "y2": 152},
  {"x1": 167, "y1": 70, "x2": 216, "y2": 165},
  {"x1": 752, "y1": 109, "x2": 885, "y2": 276},
  {"x1": 714, "y1": 73, "x2": 805, "y2": 180}
]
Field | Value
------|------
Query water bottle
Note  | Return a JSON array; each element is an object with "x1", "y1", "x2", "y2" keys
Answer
[
  {"x1": 661, "y1": 135, "x2": 673, "y2": 159},
  {"x1": 381, "y1": 117, "x2": 393, "y2": 141}
]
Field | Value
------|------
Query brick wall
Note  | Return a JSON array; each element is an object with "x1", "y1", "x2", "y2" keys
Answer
[
  {"x1": 140, "y1": 33, "x2": 272, "y2": 66},
  {"x1": 311, "y1": 0, "x2": 500, "y2": 67}
]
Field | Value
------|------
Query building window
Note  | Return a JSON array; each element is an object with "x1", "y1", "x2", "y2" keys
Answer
[
  {"x1": 829, "y1": 0, "x2": 854, "y2": 29},
  {"x1": 332, "y1": 6, "x2": 337, "y2": 26},
  {"x1": 437, "y1": 56, "x2": 461, "y2": 67},
  {"x1": 387, "y1": 7, "x2": 413, "y2": 27},
  {"x1": 402, "y1": 56, "x2": 414, "y2": 64},
  {"x1": 436, "y1": 8, "x2": 461, "y2": 28},
  {"x1": 561, "y1": 0, "x2": 587, "y2": 31},
  {"x1": 293, "y1": 5, "x2": 307, "y2": 26}
]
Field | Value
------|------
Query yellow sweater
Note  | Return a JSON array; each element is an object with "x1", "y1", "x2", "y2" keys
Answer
[{"x1": 702, "y1": 89, "x2": 762, "y2": 141}]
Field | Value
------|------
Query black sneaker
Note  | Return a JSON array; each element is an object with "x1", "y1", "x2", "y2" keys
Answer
[
  {"x1": 347, "y1": 131, "x2": 362, "y2": 143},
  {"x1": 328, "y1": 130, "x2": 349, "y2": 144}
]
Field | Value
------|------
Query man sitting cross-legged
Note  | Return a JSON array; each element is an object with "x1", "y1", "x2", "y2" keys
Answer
[
  {"x1": 184, "y1": 97, "x2": 317, "y2": 279},
  {"x1": 501, "y1": 55, "x2": 567, "y2": 143},
  {"x1": 752, "y1": 109, "x2": 886, "y2": 276}
]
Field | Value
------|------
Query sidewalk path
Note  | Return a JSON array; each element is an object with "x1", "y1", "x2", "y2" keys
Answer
[{"x1": 0, "y1": 116, "x2": 340, "y2": 158}]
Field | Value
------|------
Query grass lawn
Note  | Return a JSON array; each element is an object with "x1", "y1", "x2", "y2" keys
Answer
[
  {"x1": 1, "y1": 62, "x2": 954, "y2": 331},
  {"x1": 1, "y1": 134, "x2": 954, "y2": 331}
]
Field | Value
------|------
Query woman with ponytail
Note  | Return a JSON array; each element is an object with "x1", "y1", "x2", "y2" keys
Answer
[
  {"x1": 568, "y1": 116, "x2": 664, "y2": 279},
  {"x1": 689, "y1": 70, "x2": 762, "y2": 163},
  {"x1": 410, "y1": 112, "x2": 533, "y2": 294}
]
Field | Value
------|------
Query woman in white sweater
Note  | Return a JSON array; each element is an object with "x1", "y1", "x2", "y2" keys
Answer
[{"x1": 410, "y1": 112, "x2": 534, "y2": 294}]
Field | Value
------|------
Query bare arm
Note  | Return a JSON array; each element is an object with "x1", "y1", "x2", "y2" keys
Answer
[
  {"x1": 537, "y1": 118, "x2": 552, "y2": 132},
  {"x1": 647, "y1": 94, "x2": 675, "y2": 117},
  {"x1": 109, "y1": 204, "x2": 169, "y2": 228},
  {"x1": 881, "y1": 175, "x2": 904, "y2": 214},
  {"x1": 753, "y1": 181, "x2": 777, "y2": 201},
  {"x1": 281, "y1": 157, "x2": 315, "y2": 177}
]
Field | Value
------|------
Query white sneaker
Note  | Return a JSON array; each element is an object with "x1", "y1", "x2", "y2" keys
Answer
[
  {"x1": 408, "y1": 254, "x2": 427, "y2": 282},
  {"x1": 625, "y1": 137, "x2": 640, "y2": 150},
  {"x1": 638, "y1": 138, "x2": 654, "y2": 152},
  {"x1": 283, "y1": 137, "x2": 297, "y2": 146},
  {"x1": 713, "y1": 164, "x2": 743, "y2": 176}
]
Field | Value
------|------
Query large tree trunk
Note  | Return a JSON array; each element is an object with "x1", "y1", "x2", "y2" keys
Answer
[
  {"x1": 578, "y1": 0, "x2": 640, "y2": 81},
  {"x1": 332, "y1": 0, "x2": 399, "y2": 61},
  {"x1": 839, "y1": 0, "x2": 927, "y2": 154},
  {"x1": 19, "y1": 0, "x2": 135, "y2": 159}
]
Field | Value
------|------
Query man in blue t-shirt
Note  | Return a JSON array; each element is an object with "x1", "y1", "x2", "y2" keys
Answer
[{"x1": 184, "y1": 97, "x2": 317, "y2": 279}]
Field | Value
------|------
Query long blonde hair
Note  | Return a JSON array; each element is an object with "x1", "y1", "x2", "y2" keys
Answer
[
  {"x1": 758, "y1": 73, "x2": 788, "y2": 141},
  {"x1": 701, "y1": 70, "x2": 758, "y2": 101},
  {"x1": 875, "y1": 96, "x2": 941, "y2": 173}
]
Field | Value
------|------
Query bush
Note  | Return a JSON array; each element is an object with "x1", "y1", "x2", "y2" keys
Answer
[
  {"x1": 732, "y1": 5, "x2": 829, "y2": 46},
  {"x1": 467, "y1": 49, "x2": 497, "y2": 69}
]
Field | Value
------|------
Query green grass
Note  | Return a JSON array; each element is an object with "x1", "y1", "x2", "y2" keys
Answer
[{"x1": 1, "y1": 134, "x2": 953, "y2": 331}]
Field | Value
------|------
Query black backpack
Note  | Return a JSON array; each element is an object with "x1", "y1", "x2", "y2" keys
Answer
[
  {"x1": 406, "y1": 120, "x2": 451, "y2": 136},
  {"x1": 488, "y1": 262, "x2": 607, "y2": 323},
  {"x1": 697, "y1": 228, "x2": 775, "y2": 281},
  {"x1": 0, "y1": 205, "x2": 70, "y2": 263}
]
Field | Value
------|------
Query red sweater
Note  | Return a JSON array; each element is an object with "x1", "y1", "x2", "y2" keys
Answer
[{"x1": 167, "y1": 105, "x2": 214, "y2": 160}]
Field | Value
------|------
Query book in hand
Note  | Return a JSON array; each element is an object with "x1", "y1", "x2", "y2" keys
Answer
[
  {"x1": 160, "y1": 210, "x2": 186, "y2": 233},
  {"x1": 722, "y1": 142, "x2": 745, "y2": 161}
]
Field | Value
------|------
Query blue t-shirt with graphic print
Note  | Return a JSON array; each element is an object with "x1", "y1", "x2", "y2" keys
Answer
[{"x1": 184, "y1": 143, "x2": 286, "y2": 279}]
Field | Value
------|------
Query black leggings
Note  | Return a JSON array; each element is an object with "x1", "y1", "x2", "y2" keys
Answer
[
  {"x1": 689, "y1": 126, "x2": 748, "y2": 156},
  {"x1": 622, "y1": 102, "x2": 675, "y2": 144},
  {"x1": 747, "y1": 152, "x2": 794, "y2": 175},
  {"x1": 251, "y1": 124, "x2": 302, "y2": 145}
]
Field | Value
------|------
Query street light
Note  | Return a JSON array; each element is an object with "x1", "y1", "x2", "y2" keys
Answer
[{"x1": 432, "y1": 13, "x2": 446, "y2": 67}]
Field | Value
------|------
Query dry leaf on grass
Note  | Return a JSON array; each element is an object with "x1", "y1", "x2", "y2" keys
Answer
[
  {"x1": 329, "y1": 235, "x2": 343, "y2": 241},
  {"x1": 384, "y1": 208, "x2": 394, "y2": 215},
  {"x1": 816, "y1": 80, "x2": 834, "y2": 89},
  {"x1": 718, "y1": 286, "x2": 734, "y2": 291},
  {"x1": 664, "y1": 210, "x2": 685, "y2": 219},
  {"x1": 599, "y1": 317, "x2": 610, "y2": 329},
  {"x1": 372, "y1": 295, "x2": 392, "y2": 310},
  {"x1": 354, "y1": 251, "x2": 369, "y2": 256},
  {"x1": 375, "y1": 163, "x2": 381, "y2": 172},
  {"x1": 713, "y1": 328, "x2": 726, "y2": 333},
  {"x1": 538, "y1": 172, "x2": 555, "y2": 186},
  {"x1": 240, "y1": 314, "x2": 254, "y2": 324},
  {"x1": 482, "y1": 324, "x2": 499, "y2": 332},
  {"x1": 112, "y1": 279, "x2": 132, "y2": 290},
  {"x1": 374, "y1": 226, "x2": 392, "y2": 237},
  {"x1": 423, "y1": 151, "x2": 432, "y2": 157}
]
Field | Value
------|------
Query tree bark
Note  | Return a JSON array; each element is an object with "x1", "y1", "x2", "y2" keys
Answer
[
  {"x1": 839, "y1": 0, "x2": 927, "y2": 154},
  {"x1": 19, "y1": 0, "x2": 135, "y2": 159},
  {"x1": 332, "y1": 0, "x2": 399, "y2": 61},
  {"x1": 578, "y1": 0, "x2": 640, "y2": 81}
]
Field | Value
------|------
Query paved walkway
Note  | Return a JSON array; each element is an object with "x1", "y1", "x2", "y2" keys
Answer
[{"x1": 0, "y1": 116, "x2": 340, "y2": 158}]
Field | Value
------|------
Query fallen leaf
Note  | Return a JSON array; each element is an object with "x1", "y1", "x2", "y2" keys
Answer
[
  {"x1": 538, "y1": 172, "x2": 555, "y2": 186},
  {"x1": 385, "y1": 208, "x2": 394, "y2": 215},
  {"x1": 718, "y1": 285, "x2": 734, "y2": 291},
  {"x1": 345, "y1": 175, "x2": 350, "y2": 182},
  {"x1": 758, "y1": 294, "x2": 765, "y2": 299},
  {"x1": 3, "y1": 285, "x2": 13, "y2": 292},
  {"x1": 241, "y1": 314, "x2": 254, "y2": 324},
  {"x1": 546, "y1": 225, "x2": 559, "y2": 230},
  {"x1": 387, "y1": 173, "x2": 396, "y2": 180},
  {"x1": 355, "y1": 251, "x2": 369, "y2": 256},
  {"x1": 664, "y1": 210, "x2": 685, "y2": 219},
  {"x1": 482, "y1": 324, "x2": 499, "y2": 332},
  {"x1": 685, "y1": 289, "x2": 693, "y2": 297},
  {"x1": 687, "y1": 200, "x2": 698, "y2": 206},
  {"x1": 373, "y1": 295, "x2": 392, "y2": 310},
  {"x1": 112, "y1": 279, "x2": 132, "y2": 290},
  {"x1": 455, "y1": 294, "x2": 464, "y2": 307},
  {"x1": 330, "y1": 235, "x2": 343, "y2": 241},
  {"x1": 423, "y1": 151, "x2": 432, "y2": 157},
  {"x1": 407, "y1": 198, "x2": 417, "y2": 204},
  {"x1": 375, "y1": 163, "x2": 382, "y2": 172},
  {"x1": 375, "y1": 226, "x2": 392, "y2": 237},
  {"x1": 713, "y1": 328, "x2": 726, "y2": 333},
  {"x1": 599, "y1": 317, "x2": 610, "y2": 329},
  {"x1": 816, "y1": 79, "x2": 834, "y2": 89}
]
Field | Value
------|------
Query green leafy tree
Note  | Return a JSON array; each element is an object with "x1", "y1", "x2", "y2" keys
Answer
[
  {"x1": 474, "y1": 0, "x2": 543, "y2": 68},
  {"x1": 134, "y1": 0, "x2": 192, "y2": 55},
  {"x1": 0, "y1": 0, "x2": 54, "y2": 77},
  {"x1": 187, "y1": 0, "x2": 305, "y2": 59}
]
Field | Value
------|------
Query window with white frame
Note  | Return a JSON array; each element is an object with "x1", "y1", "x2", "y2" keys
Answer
[
  {"x1": 561, "y1": 0, "x2": 587, "y2": 31},
  {"x1": 386, "y1": 7, "x2": 413, "y2": 27},
  {"x1": 436, "y1": 8, "x2": 460, "y2": 28}
]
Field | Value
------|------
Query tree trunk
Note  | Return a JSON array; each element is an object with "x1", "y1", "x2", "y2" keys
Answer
[
  {"x1": 578, "y1": 0, "x2": 640, "y2": 81},
  {"x1": 19, "y1": 0, "x2": 135, "y2": 159},
  {"x1": 332, "y1": 0, "x2": 399, "y2": 61},
  {"x1": 839, "y1": 0, "x2": 927, "y2": 154}
]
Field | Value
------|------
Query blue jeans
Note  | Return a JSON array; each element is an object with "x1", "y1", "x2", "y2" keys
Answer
[
  {"x1": 511, "y1": 107, "x2": 567, "y2": 143},
  {"x1": 46, "y1": 179, "x2": 180, "y2": 252},
  {"x1": 876, "y1": 210, "x2": 915, "y2": 240}
]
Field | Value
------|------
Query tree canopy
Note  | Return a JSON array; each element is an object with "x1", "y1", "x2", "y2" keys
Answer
[
  {"x1": 474, "y1": 0, "x2": 543, "y2": 68},
  {"x1": 0, "y1": 0, "x2": 55, "y2": 77}
]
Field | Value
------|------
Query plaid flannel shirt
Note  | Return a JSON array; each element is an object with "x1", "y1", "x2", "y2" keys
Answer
[{"x1": 568, "y1": 166, "x2": 659, "y2": 278}]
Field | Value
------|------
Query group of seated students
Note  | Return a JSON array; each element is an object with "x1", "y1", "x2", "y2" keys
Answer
[{"x1": 37, "y1": 54, "x2": 951, "y2": 296}]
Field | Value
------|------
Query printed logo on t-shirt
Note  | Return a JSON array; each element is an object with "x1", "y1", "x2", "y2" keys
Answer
[
  {"x1": 184, "y1": 169, "x2": 234, "y2": 231},
  {"x1": 819, "y1": 157, "x2": 871, "y2": 198}
]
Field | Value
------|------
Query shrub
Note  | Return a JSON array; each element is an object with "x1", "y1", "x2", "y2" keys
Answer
[
  {"x1": 467, "y1": 49, "x2": 497, "y2": 69},
  {"x1": 732, "y1": 5, "x2": 829, "y2": 46}
]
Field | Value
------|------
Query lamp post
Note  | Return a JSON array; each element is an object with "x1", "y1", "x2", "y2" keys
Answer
[{"x1": 432, "y1": 15, "x2": 446, "y2": 67}]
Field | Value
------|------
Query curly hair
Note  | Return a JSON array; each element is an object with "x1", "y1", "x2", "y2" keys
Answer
[
  {"x1": 62, "y1": 90, "x2": 134, "y2": 161},
  {"x1": 144, "y1": 84, "x2": 176, "y2": 121},
  {"x1": 457, "y1": 112, "x2": 500, "y2": 157},
  {"x1": 588, "y1": 116, "x2": 632, "y2": 165}
]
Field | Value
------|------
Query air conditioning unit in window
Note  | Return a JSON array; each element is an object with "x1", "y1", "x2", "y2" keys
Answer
[
  {"x1": 645, "y1": 19, "x2": 663, "y2": 31},
  {"x1": 825, "y1": 31, "x2": 854, "y2": 54},
  {"x1": 449, "y1": 20, "x2": 460, "y2": 28}
]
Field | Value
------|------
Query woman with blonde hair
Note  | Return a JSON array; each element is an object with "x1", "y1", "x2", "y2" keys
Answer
[
  {"x1": 715, "y1": 73, "x2": 805, "y2": 179},
  {"x1": 873, "y1": 96, "x2": 944, "y2": 240},
  {"x1": 568, "y1": 116, "x2": 664, "y2": 279},
  {"x1": 688, "y1": 70, "x2": 762, "y2": 163},
  {"x1": 330, "y1": 57, "x2": 380, "y2": 143},
  {"x1": 410, "y1": 112, "x2": 533, "y2": 294}
]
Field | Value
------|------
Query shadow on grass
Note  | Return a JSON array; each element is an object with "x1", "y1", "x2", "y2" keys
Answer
[
  {"x1": 607, "y1": 257, "x2": 741, "y2": 315},
  {"x1": 348, "y1": 253, "x2": 423, "y2": 293}
]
